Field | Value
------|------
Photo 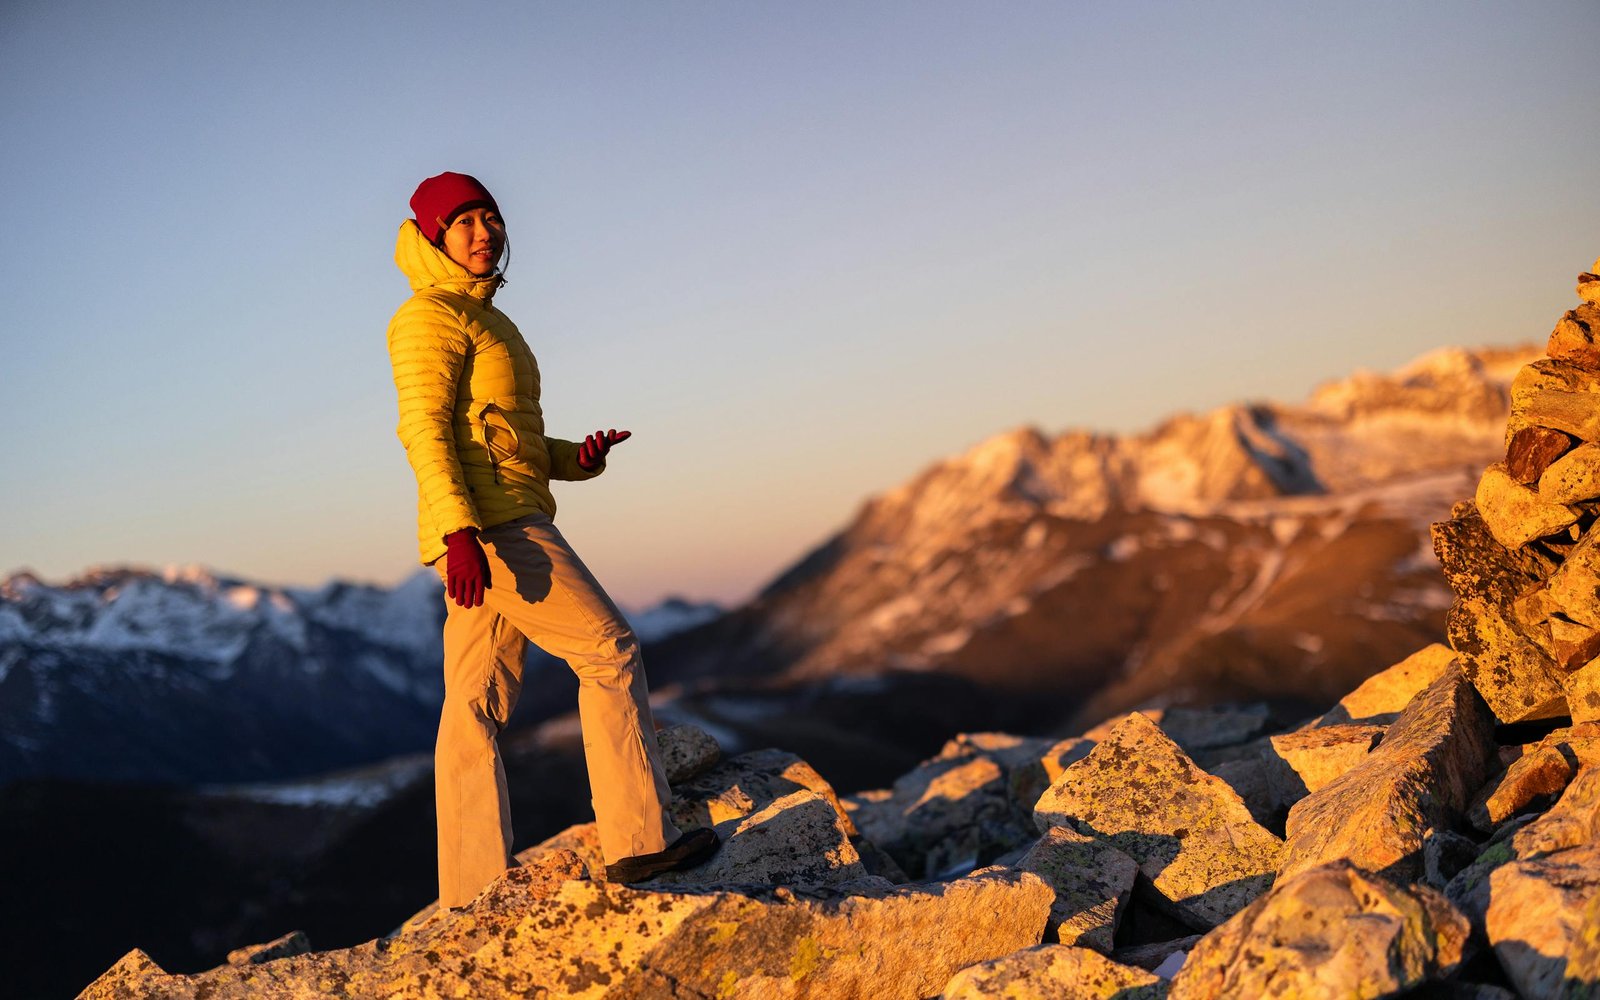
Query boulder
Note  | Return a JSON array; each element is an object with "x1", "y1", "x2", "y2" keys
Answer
[
  {"x1": 80, "y1": 856, "x2": 1054, "y2": 1000},
  {"x1": 941, "y1": 944, "x2": 1167, "y2": 1000},
  {"x1": 520, "y1": 820, "x2": 605, "y2": 878},
  {"x1": 1447, "y1": 596, "x2": 1569, "y2": 724},
  {"x1": 1580, "y1": 270, "x2": 1600, "y2": 307},
  {"x1": 1467, "y1": 740, "x2": 1577, "y2": 833},
  {"x1": 1566, "y1": 658, "x2": 1600, "y2": 724},
  {"x1": 1155, "y1": 703, "x2": 1272, "y2": 755},
  {"x1": 1484, "y1": 844, "x2": 1600, "y2": 1000},
  {"x1": 642, "y1": 789, "x2": 867, "y2": 890},
  {"x1": 1544, "y1": 527, "x2": 1600, "y2": 631},
  {"x1": 1262, "y1": 724, "x2": 1384, "y2": 808},
  {"x1": 1281, "y1": 669, "x2": 1495, "y2": 882},
  {"x1": 1166, "y1": 860, "x2": 1469, "y2": 1000},
  {"x1": 1449, "y1": 767, "x2": 1600, "y2": 934},
  {"x1": 1547, "y1": 303, "x2": 1600, "y2": 372},
  {"x1": 1034, "y1": 712, "x2": 1282, "y2": 930},
  {"x1": 1510, "y1": 765, "x2": 1600, "y2": 859},
  {"x1": 1579, "y1": 269, "x2": 1600, "y2": 305},
  {"x1": 657, "y1": 723, "x2": 722, "y2": 783},
  {"x1": 670, "y1": 748, "x2": 857, "y2": 836},
  {"x1": 225, "y1": 930, "x2": 311, "y2": 966},
  {"x1": 846, "y1": 737, "x2": 1042, "y2": 880},
  {"x1": 1539, "y1": 441, "x2": 1600, "y2": 504},
  {"x1": 1549, "y1": 616, "x2": 1600, "y2": 671},
  {"x1": 1507, "y1": 357, "x2": 1600, "y2": 444},
  {"x1": 1312, "y1": 643, "x2": 1459, "y2": 727},
  {"x1": 1016, "y1": 826, "x2": 1139, "y2": 952},
  {"x1": 1474, "y1": 463, "x2": 1580, "y2": 549},
  {"x1": 1506, "y1": 425, "x2": 1575, "y2": 484},
  {"x1": 1208, "y1": 756, "x2": 1277, "y2": 828},
  {"x1": 1432, "y1": 516, "x2": 1546, "y2": 609},
  {"x1": 1009, "y1": 737, "x2": 1095, "y2": 815}
]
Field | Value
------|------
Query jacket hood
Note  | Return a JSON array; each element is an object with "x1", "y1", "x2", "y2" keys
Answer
[{"x1": 394, "y1": 219, "x2": 503, "y2": 300}]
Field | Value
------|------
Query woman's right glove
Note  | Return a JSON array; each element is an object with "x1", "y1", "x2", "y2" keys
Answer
[{"x1": 444, "y1": 528, "x2": 490, "y2": 608}]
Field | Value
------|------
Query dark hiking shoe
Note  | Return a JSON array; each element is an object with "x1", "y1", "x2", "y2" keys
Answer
[{"x1": 604, "y1": 827, "x2": 720, "y2": 883}]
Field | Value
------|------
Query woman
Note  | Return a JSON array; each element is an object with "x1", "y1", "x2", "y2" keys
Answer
[{"x1": 386, "y1": 171, "x2": 717, "y2": 909}]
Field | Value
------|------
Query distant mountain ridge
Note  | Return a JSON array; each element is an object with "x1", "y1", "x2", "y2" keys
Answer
[
  {"x1": 0, "y1": 565, "x2": 718, "y2": 785},
  {"x1": 653, "y1": 345, "x2": 1538, "y2": 727}
]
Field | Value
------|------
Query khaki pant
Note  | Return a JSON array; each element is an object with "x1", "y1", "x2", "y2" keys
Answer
[{"x1": 432, "y1": 512, "x2": 680, "y2": 908}]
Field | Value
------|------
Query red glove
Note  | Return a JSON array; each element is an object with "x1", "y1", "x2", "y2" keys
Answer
[
  {"x1": 444, "y1": 529, "x2": 490, "y2": 608},
  {"x1": 577, "y1": 428, "x2": 632, "y2": 471}
]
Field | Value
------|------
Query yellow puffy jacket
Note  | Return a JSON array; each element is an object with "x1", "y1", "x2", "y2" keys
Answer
[{"x1": 387, "y1": 220, "x2": 599, "y2": 565}]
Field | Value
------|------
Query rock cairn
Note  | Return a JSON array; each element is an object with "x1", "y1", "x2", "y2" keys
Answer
[
  {"x1": 1433, "y1": 258, "x2": 1600, "y2": 728},
  {"x1": 81, "y1": 265, "x2": 1600, "y2": 999}
]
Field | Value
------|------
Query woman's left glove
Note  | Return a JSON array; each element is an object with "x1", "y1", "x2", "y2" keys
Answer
[
  {"x1": 444, "y1": 528, "x2": 491, "y2": 608},
  {"x1": 577, "y1": 428, "x2": 632, "y2": 471}
]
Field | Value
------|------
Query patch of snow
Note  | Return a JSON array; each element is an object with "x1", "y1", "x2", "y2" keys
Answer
[
  {"x1": 1022, "y1": 522, "x2": 1050, "y2": 550},
  {"x1": 1292, "y1": 632, "x2": 1325, "y2": 654},
  {"x1": 628, "y1": 597, "x2": 722, "y2": 642},
  {"x1": 921, "y1": 629, "x2": 971, "y2": 655},
  {"x1": 215, "y1": 756, "x2": 432, "y2": 809},
  {"x1": 1106, "y1": 535, "x2": 1141, "y2": 562},
  {"x1": 1270, "y1": 517, "x2": 1300, "y2": 546}
]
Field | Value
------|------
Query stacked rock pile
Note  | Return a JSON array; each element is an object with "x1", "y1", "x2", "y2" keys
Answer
[{"x1": 1434, "y1": 258, "x2": 1600, "y2": 727}]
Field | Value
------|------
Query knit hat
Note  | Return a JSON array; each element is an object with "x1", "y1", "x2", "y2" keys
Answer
[{"x1": 409, "y1": 172, "x2": 500, "y2": 245}]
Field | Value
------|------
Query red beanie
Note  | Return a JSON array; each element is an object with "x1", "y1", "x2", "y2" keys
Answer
[{"x1": 410, "y1": 172, "x2": 500, "y2": 245}]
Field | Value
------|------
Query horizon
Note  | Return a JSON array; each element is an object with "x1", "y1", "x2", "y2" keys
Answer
[
  {"x1": 0, "y1": 336, "x2": 1546, "y2": 601},
  {"x1": 3, "y1": 2, "x2": 1597, "y2": 606}
]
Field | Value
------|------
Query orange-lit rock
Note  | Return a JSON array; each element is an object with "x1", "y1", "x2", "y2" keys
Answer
[
  {"x1": 1166, "y1": 861, "x2": 1468, "y2": 1000},
  {"x1": 1281, "y1": 670, "x2": 1495, "y2": 882},
  {"x1": 1034, "y1": 713, "x2": 1282, "y2": 930},
  {"x1": 942, "y1": 944, "x2": 1165, "y2": 1000}
]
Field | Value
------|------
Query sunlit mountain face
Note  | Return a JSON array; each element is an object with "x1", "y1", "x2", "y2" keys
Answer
[{"x1": 650, "y1": 346, "x2": 1537, "y2": 732}]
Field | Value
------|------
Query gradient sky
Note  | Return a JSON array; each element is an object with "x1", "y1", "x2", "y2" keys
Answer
[{"x1": 2, "y1": 1, "x2": 1597, "y2": 606}]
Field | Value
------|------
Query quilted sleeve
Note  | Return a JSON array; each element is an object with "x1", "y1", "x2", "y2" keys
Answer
[
  {"x1": 544, "y1": 435, "x2": 604, "y2": 482},
  {"x1": 387, "y1": 299, "x2": 482, "y2": 538}
]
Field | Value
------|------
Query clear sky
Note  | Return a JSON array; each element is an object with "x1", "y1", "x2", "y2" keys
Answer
[{"x1": 2, "y1": 1, "x2": 1597, "y2": 606}]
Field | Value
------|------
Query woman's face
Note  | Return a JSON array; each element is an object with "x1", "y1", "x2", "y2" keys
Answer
[{"x1": 440, "y1": 206, "x2": 506, "y2": 276}]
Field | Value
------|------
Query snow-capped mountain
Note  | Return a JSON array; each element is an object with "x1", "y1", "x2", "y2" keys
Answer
[
  {"x1": 652, "y1": 346, "x2": 1537, "y2": 728},
  {"x1": 0, "y1": 566, "x2": 719, "y2": 785}
]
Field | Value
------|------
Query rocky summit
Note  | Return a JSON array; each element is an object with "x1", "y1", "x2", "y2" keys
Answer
[
  {"x1": 83, "y1": 654, "x2": 1600, "y2": 997},
  {"x1": 78, "y1": 265, "x2": 1600, "y2": 997}
]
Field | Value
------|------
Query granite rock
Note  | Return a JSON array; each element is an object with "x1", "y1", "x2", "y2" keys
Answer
[
  {"x1": 1484, "y1": 844, "x2": 1600, "y2": 1000},
  {"x1": 1547, "y1": 303, "x2": 1600, "y2": 373},
  {"x1": 1565, "y1": 657, "x2": 1600, "y2": 725},
  {"x1": 1312, "y1": 643, "x2": 1460, "y2": 727},
  {"x1": 1431, "y1": 516, "x2": 1545, "y2": 611},
  {"x1": 1281, "y1": 669, "x2": 1495, "y2": 882},
  {"x1": 1507, "y1": 357, "x2": 1600, "y2": 444},
  {"x1": 1506, "y1": 425, "x2": 1575, "y2": 484},
  {"x1": 670, "y1": 748, "x2": 857, "y2": 836},
  {"x1": 642, "y1": 789, "x2": 867, "y2": 890},
  {"x1": 1474, "y1": 463, "x2": 1579, "y2": 549},
  {"x1": 1447, "y1": 596, "x2": 1569, "y2": 724},
  {"x1": 941, "y1": 944, "x2": 1167, "y2": 1000},
  {"x1": 81, "y1": 857, "x2": 1053, "y2": 1000},
  {"x1": 657, "y1": 723, "x2": 722, "y2": 784},
  {"x1": 1166, "y1": 860, "x2": 1468, "y2": 1000},
  {"x1": 1262, "y1": 723, "x2": 1385, "y2": 809},
  {"x1": 1016, "y1": 825, "x2": 1139, "y2": 952},
  {"x1": 1034, "y1": 712, "x2": 1282, "y2": 930},
  {"x1": 1538, "y1": 441, "x2": 1600, "y2": 504},
  {"x1": 1467, "y1": 741, "x2": 1577, "y2": 833}
]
